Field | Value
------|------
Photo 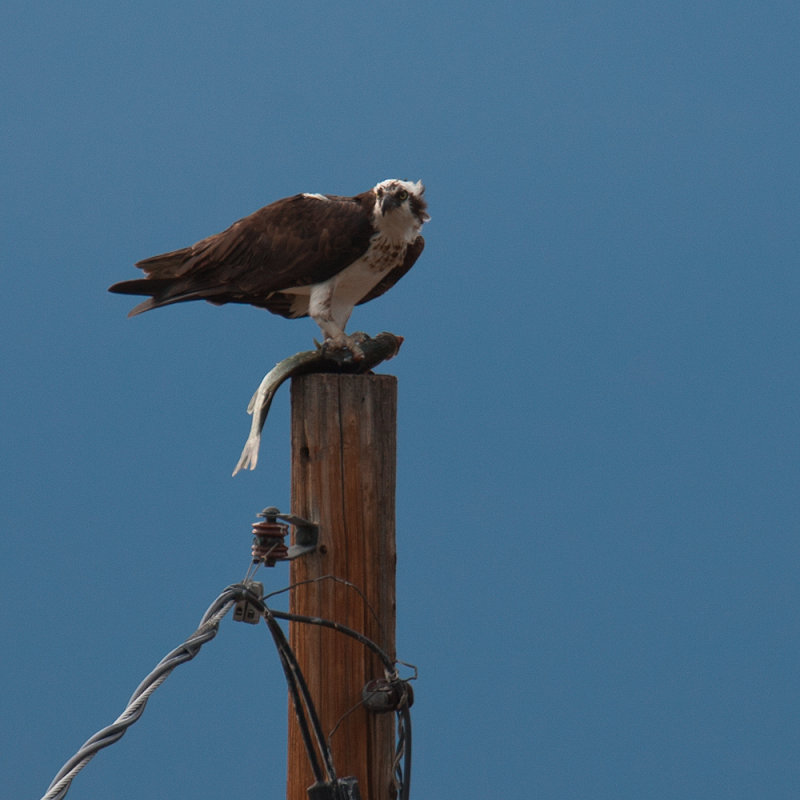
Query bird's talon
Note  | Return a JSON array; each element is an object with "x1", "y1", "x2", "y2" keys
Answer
[{"x1": 319, "y1": 335, "x2": 366, "y2": 362}]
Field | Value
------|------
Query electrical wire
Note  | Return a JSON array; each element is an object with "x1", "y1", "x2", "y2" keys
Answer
[
  {"x1": 40, "y1": 586, "x2": 241, "y2": 800},
  {"x1": 264, "y1": 570, "x2": 416, "y2": 793},
  {"x1": 271, "y1": 607, "x2": 414, "y2": 800},
  {"x1": 266, "y1": 574, "x2": 419, "y2": 677},
  {"x1": 264, "y1": 574, "x2": 385, "y2": 636},
  {"x1": 269, "y1": 609, "x2": 397, "y2": 675},
  {"x1": 260, "y1": 604, "x2": 336, "y2": 784},
  {"x1": 395, "y1": 702, "x2": 412, "y2": 800},
  {"x1": 40, "y1": 579, "x2": 413, "y2": 800}
]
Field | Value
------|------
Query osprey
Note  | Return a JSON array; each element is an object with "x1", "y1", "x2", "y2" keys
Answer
[{"x1": 109, "y1": 179, "x2": 429, "y2": 354}]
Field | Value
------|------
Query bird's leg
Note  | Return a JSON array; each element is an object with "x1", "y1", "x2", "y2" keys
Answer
[{"x1": 309, "y1": 282, "x2": 366, "y2": 360}]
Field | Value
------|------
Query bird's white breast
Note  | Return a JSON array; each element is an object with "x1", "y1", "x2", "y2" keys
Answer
[{"x1": 283, "y1": 233, "x2": 406, "y2": 320}]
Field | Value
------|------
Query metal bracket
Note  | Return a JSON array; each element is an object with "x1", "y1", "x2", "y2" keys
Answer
[{"x1": 272, "y1": 509, "x2": 319, "y2": 560}]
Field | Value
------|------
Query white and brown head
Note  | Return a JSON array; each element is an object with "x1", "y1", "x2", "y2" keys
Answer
[{"x1": 372, "y1": 179, "x2": 429, "y2": 241}]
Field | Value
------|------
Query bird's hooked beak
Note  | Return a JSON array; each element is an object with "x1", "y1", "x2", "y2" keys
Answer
[{"x1": 379, "y1": 192, "x2": 401, "y2": 215}]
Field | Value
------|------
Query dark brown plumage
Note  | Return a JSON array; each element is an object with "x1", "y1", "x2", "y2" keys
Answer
[{"x1": 109, "y1": 179, "x2": 428, "y2": 350}]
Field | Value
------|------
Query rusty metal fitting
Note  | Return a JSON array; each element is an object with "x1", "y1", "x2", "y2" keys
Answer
[
  {"x1": 251, "y1": 507, "x2": 289, "y2": 566},
  {"x1": 248, "y1": 506, "x2": 319, "y2": 566}
]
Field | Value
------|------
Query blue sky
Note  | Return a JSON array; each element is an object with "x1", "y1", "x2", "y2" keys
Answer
[{"x1": 3, "y1": 1, "x2": 800, "y2": 797}]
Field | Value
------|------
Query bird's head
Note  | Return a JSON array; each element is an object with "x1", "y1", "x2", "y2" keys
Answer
[{"x1": 373, "y1": 179, "x2": 429, "y2": 240}]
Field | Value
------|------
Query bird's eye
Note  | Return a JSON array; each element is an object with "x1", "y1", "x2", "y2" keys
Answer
[{"x1": 397, "y1": 189, "x2": 409, "y2": 201}]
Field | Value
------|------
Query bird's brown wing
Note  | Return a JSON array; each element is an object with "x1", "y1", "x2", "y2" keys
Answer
[{"x1": 109, "y1": 193, "x2": 375, "y2": 316}]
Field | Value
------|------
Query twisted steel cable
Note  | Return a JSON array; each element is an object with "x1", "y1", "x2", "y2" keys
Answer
[
  {"x1": 40, "y1": 580, "x2": 413, "y2": 800},
  {"x1": 40, "y1": 585, "x2": 241, "y2": 800}
]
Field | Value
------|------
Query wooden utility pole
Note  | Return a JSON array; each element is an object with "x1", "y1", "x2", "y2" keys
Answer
[{"x1": 287, "y1": 372, "x2": 398, "y2": 800}]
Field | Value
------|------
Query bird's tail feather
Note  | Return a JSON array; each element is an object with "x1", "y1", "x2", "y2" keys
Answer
[
  {"x1": 108, "y1": 277, "x2": 174, "y2": 296},
  {"x1": 108, "y1": 277, "x2": 227, "y2": 316},
  {"x1": 134, "y1": 247, "x2": 195, "y2": 278}
]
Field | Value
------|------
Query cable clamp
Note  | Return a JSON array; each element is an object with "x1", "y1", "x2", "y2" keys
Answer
[
  {"x1": 362, "y1": 677, "x2": 414, "y2": 713},
  {"x1": 233, "y1": 581, "x2": 264, "y2": 624}
]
